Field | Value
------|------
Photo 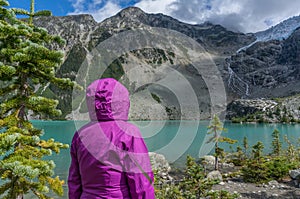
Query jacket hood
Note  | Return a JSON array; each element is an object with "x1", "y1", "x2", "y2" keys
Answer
[{"x1": 86, "y1": 78, "x2": 130, "y2": 121}]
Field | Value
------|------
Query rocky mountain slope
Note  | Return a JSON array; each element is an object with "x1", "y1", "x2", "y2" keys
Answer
[
  {"x1": 226, "y1": 25, "x2": 300, "y2": 121},
  {"x1": 31, "y1": 7, "x2": 300, "y2": 121},
  {"x1": 237, "y1": 15, "x2": 300, "y2": 53},
  {"x1": 98, "y1": 7, "x2": 255, "y2": 55},
  {"x1": 227, "y1": 26, "x2": 300, "y2": 96},
  {"x1": 255, "y1": 15, "x2": 300, "y2": 42}
]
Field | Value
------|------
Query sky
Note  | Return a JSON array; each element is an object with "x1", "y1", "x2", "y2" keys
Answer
[{"x1": 7, "y1": 0, "x2": 300, "y2": 33}]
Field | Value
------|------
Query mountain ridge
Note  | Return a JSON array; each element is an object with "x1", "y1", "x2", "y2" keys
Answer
[
  {"x1": 29, "y1": 7, "x2": 300, "y2": 121},
  {"x1": 255, "y1": 15, "x2": 300, "y2": 41}
]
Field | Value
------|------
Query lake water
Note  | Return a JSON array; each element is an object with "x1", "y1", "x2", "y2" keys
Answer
[{"x1": 27, "y1": 120, "x2": 300, "y2": 198}]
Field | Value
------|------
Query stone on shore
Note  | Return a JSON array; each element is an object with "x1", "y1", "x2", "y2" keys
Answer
[
  {"x1": 149, "y1": 152, "x2": 171, "y2": 180},
  {"x1": 207, "y1": 170, "x2": 223, "y2": 182}
]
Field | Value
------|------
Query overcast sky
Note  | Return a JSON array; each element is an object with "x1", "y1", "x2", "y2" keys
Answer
[{"x1": 9, "y1": 0, "x2": 300, "y2": 33}]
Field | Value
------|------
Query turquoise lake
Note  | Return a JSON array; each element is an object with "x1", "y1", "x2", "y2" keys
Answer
[{"x1": 25, "y1": 120, "x2": 300, "y2": 198}]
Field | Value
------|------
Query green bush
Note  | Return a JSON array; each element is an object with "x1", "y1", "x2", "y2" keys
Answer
[
  {"x1": 267, "y1": 157, "x2": 297, "y2": 181},
  {"x1": 242, "y1": 158, "x2": 270, "y2": 183},
  {"x1": 231, "y1": 117, "x2": 245, "y2": 123},
  {"x1": 242, "y1": 156, "x2": 297, "y2": 183},
  {"x1": 155, "y1": 155, "x2": 239, "y2": 199},
  {"x1": 230, "y1": 146, "x2": 246, "y2": 166},
  {"x1": 275, "y1": 107, "x2": 281, "y2": 116},
  {"x1": 207, "y1": 190, "x2": 240, "y2": 199}
]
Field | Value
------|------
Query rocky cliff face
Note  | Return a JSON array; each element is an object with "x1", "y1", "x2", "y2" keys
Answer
[
  {"x1": 32, "y1": 7, "x2": 300, "y2": 121},
  {"x1": 227, "y1": 27, "x2": 300, "y2": 99},
  {"x1": 32, "y1": 15, "x2": 98, "y2": 118}
]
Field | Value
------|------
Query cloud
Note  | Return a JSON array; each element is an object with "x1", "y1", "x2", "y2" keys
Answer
[
  {"x1": 69, "y1": 0, "x2": 86, "y2": 13},
  {"x1": 135, "y1": 0, "x2": 300, "y2": 33},
  {"x1": 89, "y1": 1, "x2": 122, "y2": 22},
  {"x1": 68, "y1": 0, "x2": 123, "y2": 22},
  {"x1": 68, "y1": 0, "x2": 300, "y2": 33},
  {"x1": 134, "y1": 0, "x2": 176, "y2": 16}
]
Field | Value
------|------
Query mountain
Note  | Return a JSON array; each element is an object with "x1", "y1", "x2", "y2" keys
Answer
[
  {"x1": 255, "y1": 15, "x2": 300, "y2": 42},
  {"x1": 98, "y1": 7, "x2": 255, "y2": 55},
  {"x1": 237, "y1": 15, "x2": 300, "y2": 53},
  {"x1": 227, "y1": 27, "x2": 300, "y2": 98},
  {"x1": 31, "y1": 7, "x2": 255, "y2": 120},
  {"x1": 226, "y1": 18, "x2": 300, "y2": 122},
  {"x1": 30, "y1": 7, "x2": 300, "y2": 121}
]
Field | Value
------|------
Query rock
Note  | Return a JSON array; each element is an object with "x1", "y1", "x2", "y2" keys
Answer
[
  {"x1": 268, "y1": 180, "x2": 279, "y2": 186},
  {"x1": 219, "y1": 182, "x2": 225, "y2": 185},
  {"x1": 228, "y1": 28, "x2": 300, "y2": 99},
  {"x1": 222, "y1": 162, "x2": 235, "y2": 168},
  {"x1": 201, "y1": 155, "x2": 215, "y2": 166},
  {"x1": 279, "y1": 184, "x2": 287, "y2": 189},
  {"x1": 207, "y1": 170, "x2": 223, "y2": 182},
  {"x1": 149, "y1": 152, "x2": 171, "y2": 179},
  {"x1": 226, "y1": 96, "x2": 300, "y2": 123},
  {"x1": 289, "y1": 169, "x2": 300, "y2": 179},
  {"x1": 226, "y1": 99, "x2": 278, "y2": 119}
]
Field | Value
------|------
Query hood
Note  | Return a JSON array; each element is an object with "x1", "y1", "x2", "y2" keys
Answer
[{"x1": 86, "y1": 78, "x2": 130, "y2": 121}]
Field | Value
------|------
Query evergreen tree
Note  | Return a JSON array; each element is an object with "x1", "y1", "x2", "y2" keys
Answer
[
  {"x1": 242, "y1": 136, "x2": 248, "y2": 156},
  {"x1": 271, "y1": 129, "x2": 282, "y2": 156},
  {"x1": 12, "y1": 0, "x2": 51, "y2": 24},
  {"x1": 252, "y1": 141, "x2": 264, "y2": 159},
  {"x1": 234, "y1": 146, "x2": 245, "y2": 165},
  {"x1": 207, "y1": 115, "x2": 237, "y2": 170},
  {"x1": 0, "y1": 1, "x2": 78, "y2": 198},
  {"x1": 284, "y1": 135, "x2": 296, "y2": 160}
]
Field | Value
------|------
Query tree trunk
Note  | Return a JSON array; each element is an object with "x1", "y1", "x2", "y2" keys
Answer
[
  {"x1": 215, "y1": 155, "x2": 218, "y2": 170},
  {"x1": 215, "y1": 142, "x2": 219, "y2": 170}
]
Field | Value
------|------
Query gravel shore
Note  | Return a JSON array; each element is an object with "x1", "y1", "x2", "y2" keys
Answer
[{"x1": 212, "y1": 177, "x2": 300, "y2": 199}]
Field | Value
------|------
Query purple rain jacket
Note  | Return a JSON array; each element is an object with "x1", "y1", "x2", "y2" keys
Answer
[{"x1": 68, "y1": 78, "x2": 155, "y2": 199}]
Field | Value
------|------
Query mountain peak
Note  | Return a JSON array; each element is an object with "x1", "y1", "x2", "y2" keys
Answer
[{"x1": 117, "y1": 6, "x2": 146, "y2": 18}]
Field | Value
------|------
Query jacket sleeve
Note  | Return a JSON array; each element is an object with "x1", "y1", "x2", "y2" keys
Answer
[
  {"x1": 124, "y1": 131, "x2": 155, "y2": 199},
  {"x1": 68, "y1": 132, "x2": 82, "y2": 199}
]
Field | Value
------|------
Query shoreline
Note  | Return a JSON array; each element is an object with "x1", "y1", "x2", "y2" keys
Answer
[{"x1": 30, "y1": 119, "x2": 300, "y2": 124}]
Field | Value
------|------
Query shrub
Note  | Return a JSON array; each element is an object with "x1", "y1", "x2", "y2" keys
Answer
[
  {"x1": 230, "y1": 146, "x2": 246, "y2": 166},
  {"x1": 242, "y1": 158, "x2": 270, "y2": 183},
  {"x1": 208, "y1": 190, "x2": 240, "y2": 199},
  {"x1": 155, "y1": 155, "x2": 239, "y2": 199},
  {"x1": 275, "y1": 107, "x2": 281, "y2": 116},
  {"x1": 266, "y1": 157, "x2": 297, "y2": 181},
  {"x1": 242, "y1": 156, "x2": 297, "y2": 183}
]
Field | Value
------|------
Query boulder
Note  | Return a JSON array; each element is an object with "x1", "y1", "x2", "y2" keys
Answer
[
  {"x1": 289, "y1": 169, "x2": 300, "y2": 179},
  {"x1": 201, "y1": 155, "x2": 215, "y2": 166},
  {"x1": 207, "y1": 170, "x2": 223, "y2": 182},
  {"x1": 289, "y1": 169, "x2": 300, "y2": 187},
  {"x1": 149, "y1": 152, "x2": 171, "y2": 179}
]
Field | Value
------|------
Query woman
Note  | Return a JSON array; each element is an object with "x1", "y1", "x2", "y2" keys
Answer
[{"x1": 68, "y1": 78, "x2": 155, "y2": 199}]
